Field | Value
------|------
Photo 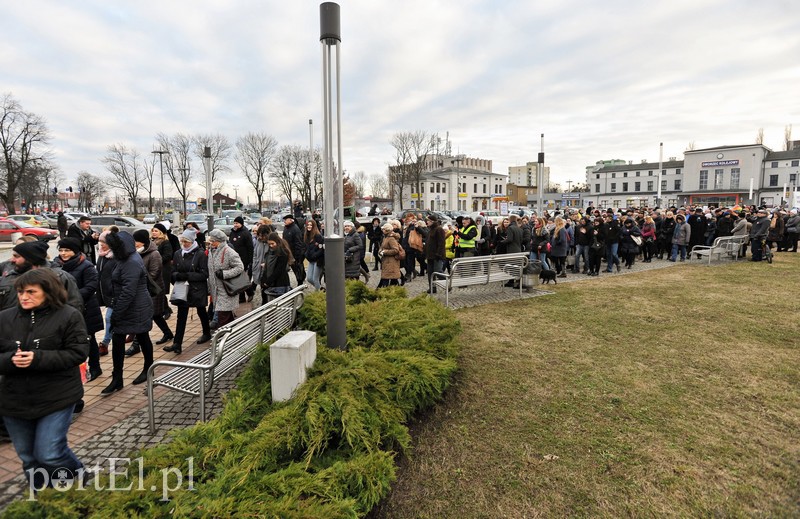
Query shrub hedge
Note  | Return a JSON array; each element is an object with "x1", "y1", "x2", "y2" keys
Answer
[{"x1": 4, "y1": 282, "x2": 460, "y2": 518}]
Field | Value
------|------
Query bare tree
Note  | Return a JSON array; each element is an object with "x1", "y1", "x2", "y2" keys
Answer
[
  {"x1": 193, "y1": 133, "x2": 231, "y2": 193},
  {"x1": 142, "y1": 152, "x2": 157, "y2": 213},
  {"x1": 156, "y1": 132, "x2": 193, "y2": 215},
  {"x1": 755, "y1": 127, "x2": 764, "y2": 145},
  {"x1": 0, "y1": 93, "x2": 51, "y2": 212},
  {"x1": 17, "y1": 160, "x2": 52, "y2": 212},
  {"x1": 291, "y1": 145, "x2": 322, "y2": 211},
  {"x1": 785, "y1": 125, "x2": 793, "y2": 151},
  {"x1": 686, "y1": 141, "x2": 696, "y2": 151},
  {"x1": 76, "y1": 171, "x2": 105, "y2": 212},
  {"x1": 271, "y1": 144, "x2": 302, "y2": 207},
  {"x1": 102, "y1": 143, "x2": 145, "y2": 216},
  {"x1": 368, "y1": 173, "x2": 389, "y2": 199},
  {"x1": 350, "y1": 170, "x2": 367, "y2": 199},
  {"x1": 236, "y1": 132, "x2": 278, "y2": 213},
  {"x1": 389, "y1": 130, "x2": 437, "y2": 210}
]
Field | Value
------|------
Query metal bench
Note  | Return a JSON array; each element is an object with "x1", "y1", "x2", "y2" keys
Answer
[
  {"x1": 147, "y1": 285, "x2": 307, "y2": 432},
  {"x1": 433, "y1": 252, "x2": 529, "y2": 307},
  {"x1": 691, "y1": 236, "x2": 746, "y2": 265}
]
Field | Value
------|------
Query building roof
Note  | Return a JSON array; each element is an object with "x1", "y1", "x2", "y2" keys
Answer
[
  {"x1": 593, "y1": 160, "x2": 684, "y2": 173},
  {"x1": 685, "y1": 144, "x2": 772, "y2": 153},
  {"x1": 765, "y1": 149, "x2": 800, "y2": 160}
]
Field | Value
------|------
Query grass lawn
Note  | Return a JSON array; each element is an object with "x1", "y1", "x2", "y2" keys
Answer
[{"x1": 370, "y1": 254, "x2": 800, "y2": 518}]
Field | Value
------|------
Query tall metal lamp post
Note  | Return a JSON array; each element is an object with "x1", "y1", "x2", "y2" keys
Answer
[
  {"x1": 202, "y1": 147, "x2": 214, "y2": 232},
  {"x1": 320, "y1": 2, "x2": 346, "y2": 350},
  {"x1": 152, "y1": 149, "x2": 168, "y2": 216}
]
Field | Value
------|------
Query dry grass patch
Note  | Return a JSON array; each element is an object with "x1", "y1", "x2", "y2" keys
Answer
[{"x1": 371, "y1": 255, "x2": 800, "y2": 518}]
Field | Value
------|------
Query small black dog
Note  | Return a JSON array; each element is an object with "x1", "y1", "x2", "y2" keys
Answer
[{"x1": 540, "y1": 269, "x2": 557, "y2": 284}]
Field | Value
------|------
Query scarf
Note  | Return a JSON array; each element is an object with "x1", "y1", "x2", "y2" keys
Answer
[{"x1": 181, "y1": 241, "x2": 199, "y2": 256}]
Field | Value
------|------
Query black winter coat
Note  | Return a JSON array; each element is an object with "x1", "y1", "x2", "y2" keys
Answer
[
  {"x1": 282, "y1": 222, "x2": 305, "y2": 261},
  {"x1": 106, "y1": 231, "x2": 153, "y2": 334},
  {"x1": 141, "y1": 242, "x2": 166, "y2": 316},
  {"x1": 96, "y1": 253, "x2": 116, "y2": 308},
  {"x1": 305, "y1": 234, "x2": 325, "y2": 265},
  {"x1": 261, "y1": 247, "x2": 290, "y2": 289},
  {"x1": 229, "y1": 225, "x2": 254, "y2": 271},
  {"x1": 171, "y1": 246, "x2": 209, "y2": 308},
  {"x1": 0, "y1": 304, "x2": 88, "y2": 419},
  {"x1": 55, "y1": 253, "x2": 104, "y2": 334}
]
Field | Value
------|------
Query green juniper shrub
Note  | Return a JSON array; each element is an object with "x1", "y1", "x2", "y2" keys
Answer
[{"x1": 3, "y1": 283, "x2": 459, "y2": 518}]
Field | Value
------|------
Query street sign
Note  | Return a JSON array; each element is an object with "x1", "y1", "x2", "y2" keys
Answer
[{"x1": 561, "y1": 193, "x2": 581, "y2": 200}]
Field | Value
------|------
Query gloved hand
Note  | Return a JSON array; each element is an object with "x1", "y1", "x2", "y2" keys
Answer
[
  {"x1": 215, "y1": 270, "x2": 224, "y2": 279},
  {"x1": 477, "y1": 238, "x2": 485, "y2": 244},
  {"x1": 175, "y1": 272, "x2": 188, "y2": 281}
]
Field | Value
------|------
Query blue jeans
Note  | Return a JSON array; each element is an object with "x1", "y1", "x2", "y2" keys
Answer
[
  {"x1": 3, "y1": 405, "x2": 83, "y2": 488},
  {"x1": 671, "y1": 243, "x2": 687, "y2": 261},
  {"x1": 306, "y1": 261, "x2": 322, "y2": 290},
  {"x1": 102, "y1": 307, "x2": 113, "y2": 344},
  {"x1": 530, "y1": 251, "x2": 550, "y2": 270},
  {"x1": 605, "y1": 242, "x2": 620, "y2": 271},
  {"x1": 574, "y1": 244, "x2": 589, "y2": 271}
]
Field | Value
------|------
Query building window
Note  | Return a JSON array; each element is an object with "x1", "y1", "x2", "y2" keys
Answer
[
  {"x1": 635, "y1": 181, "x2": 641, "y2": 191},
  {"x1": 730, "y1": 168, "x2": 740, "y2": 189},
  {"x1": 442, "y1": 184, "x2": 446, "y2": 193},
  {"x1": 661, "y1": 179, "x2": 667, "y2": 190},
  {"x1": 611, "y1": 182, "x2": 616, "y2": 193},
  {"x1": 792, "y1": 160, "x2": 799, "y2": 167},
  {"x1": 769, "y1": 174, "x2": 779, "y2": 187},
  {"x1": 699, "y1": 170, "x2": 708, "y2": 190},
  {"x1": 623, "y1": 172, "x2": 628, "y2": 177},
  {"x1": 436, "y1": 183, "x2": 440, "y2": 193},
  {"x1": 611, "y1": 173, "x2": 616, "y2": 178},
  {"x1": 622, "y1": 182, "x2": 629, "y2": 192},
  {"x1": 771, "y1": 161, "x2": 778, "y2": 168},
  {"x1": 649, "y1": 171, "x2": 653, "y2": 176},
  {"x1": 636, "y1": 171, "x2": 640, "y2": 176},
  {"x1": 790, "y1": 173, "x2": 797, "y2": 184},
  {"x1": 661, "y1": 169, "x2": 666, "y2": 175},
  {"x1": 674, "y1": 179, "x2": 681, "y2": 190},
  {"x1": 483, "y1": 184, "x2": 487, "y2": 194},
  {"x1": 430, "y1": 183, "x2": 435, "y2": 193},
  {"x1": 647, "y1": 181, "x2": 653, "y2": 191},
  {"x1": 714, "y1": 169, "x2": 724, "y2": 189},
  {"x1": 676, "y1": 168, "x2": 682, "y2": 175},
  {"x1": 595, "y1": 184, "x2": 600, "y2": 192},
  {"x1": 596, "y1": 174, "x2": 600, "y2": 179},
  {"x1": 473, "y1": 183, "x2": 478, "y2": 194}
]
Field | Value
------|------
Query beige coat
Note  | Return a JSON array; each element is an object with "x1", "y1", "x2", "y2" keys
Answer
[{"x1": 379, "y1": 233, "x2": 402, "y2": 280}]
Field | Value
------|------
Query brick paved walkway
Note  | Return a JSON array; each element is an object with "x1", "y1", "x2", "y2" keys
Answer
[{"x1": 0, "y1": 254, "x2": 684, "y2": 509}]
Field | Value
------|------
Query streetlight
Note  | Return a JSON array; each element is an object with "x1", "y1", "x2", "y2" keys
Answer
[{"x1": 152, "y1": 149, "x2": 168, "y2": 216}]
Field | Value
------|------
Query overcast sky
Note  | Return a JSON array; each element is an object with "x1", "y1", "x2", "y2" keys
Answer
[{"x1": 2, "y1": 0, "x2": 798, "y2": 203}]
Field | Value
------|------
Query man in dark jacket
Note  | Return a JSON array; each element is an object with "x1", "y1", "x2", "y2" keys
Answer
[
  {"x1": 0, "y1": 241, "x2": 83, "y2": 312},
  {"x1": 424, "y1": 214, "x2": 446, "y2": 293},
  {"x1": 228, "y1": 216, "x2": 254, "y2": 301},
  {"x1": 282, "y1": 215, "x2": 306, "y2": 284},
  {"x1": 67, "y1": 216, "x2": 99, "y2": 265},
  {"x1": 57, "y1": 211, "x2": 68, "y2": 238},
  {"x1": 686, "y1": 208, "x2": 707, "y2": 254},
  {"x1": 602, "y1": 214, "x2": 621, "y2": 272},
  {"x1": 749, "y1": 207, "x2": 771, "y2": 261}
]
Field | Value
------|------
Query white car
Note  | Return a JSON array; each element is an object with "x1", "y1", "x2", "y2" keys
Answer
[
  {"x1": 471, "y1": 210, "x2": 504, "y2": 225},
  {"x1": 142, "y1": 214, "x2": 159, "y2": 224}
]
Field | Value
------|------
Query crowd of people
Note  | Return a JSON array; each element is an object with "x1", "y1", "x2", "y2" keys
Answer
[{"x1": 1, "y1": 202, "x2": 797, "y2": 490}]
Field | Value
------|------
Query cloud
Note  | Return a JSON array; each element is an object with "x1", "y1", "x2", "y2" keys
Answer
[{"x1": 0, "y1": 0, "x2": 798, "y2": 203}]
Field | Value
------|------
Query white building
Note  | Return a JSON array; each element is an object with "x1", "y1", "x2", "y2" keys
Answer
[
  {"x1": 398, "y1": 154, "x2": 508, "y2": 212},
  {"x1": 585, "y1": 144, "x2": 800, "y2": 209}
]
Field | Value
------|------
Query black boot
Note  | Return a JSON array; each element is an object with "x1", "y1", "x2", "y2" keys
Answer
[
  {"x1": 132, "y1": 365, "x2": 152, "y2": 385},
  {"x1": 125, "y1": 339, "x2": 140, "y2": 357},
  {"x1": 163, "y1": 343, "x2": 182, "y2": 354},
  {"x1": 155, "y1": 333, "x2": 174, "y2": 345},
  {"x1": 101, "y1": 374, "x2": 123, "y2": 395}
]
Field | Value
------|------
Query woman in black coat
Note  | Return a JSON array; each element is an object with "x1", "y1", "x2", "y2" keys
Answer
[
  {"x1": 101, "y1": 231, "x2": 154, "y2": 394},
  {"x1": 260, "y1": 232, "x2": 292, "y2": 303},
  {"x1": 166, "y1": 228, "x2": 211, "y2": 354},
  {"x1": 619, "y1": 218, "x2": 643, "y2": 269},
  {"x1": 0, "y1": 268, "x2": 88, "y2": 488},
  {"x1": 54, "y1": 238, "x2": 104, "y2": 381}
]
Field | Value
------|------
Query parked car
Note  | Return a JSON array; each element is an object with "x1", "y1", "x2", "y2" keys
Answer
[
  {"x1": 211, "y1": 216, "x2": 237, "y2": 236},
  {"x1": 471, "y1": 210, "x2": 503, "y2": 225},
  {"x1": 40, "y1": 213, "x2": 60, "y2": 228},
  {"x1": 185, "y1": 213, "x2": 210, "y2": 233},
  {"x1": 0, "y1": 219, "x2": 59, "y2": 241},
  {"x1": 6, "y1": 214, "x2": 51, "y2": 228},
  {"x1": 89, "y1": 215, "x2": 152, "y2": 235},
  {"x1": 221, "y1": 209, "x2": 243, "y2": 219},
  {"x1": 142, "y1": 213, "x2": 159, "y2": 224}
]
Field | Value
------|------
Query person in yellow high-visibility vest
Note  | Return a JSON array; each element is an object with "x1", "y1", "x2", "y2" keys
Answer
[{"x1": 455, "y1": 215, "x2": 478, "y2": 258}]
